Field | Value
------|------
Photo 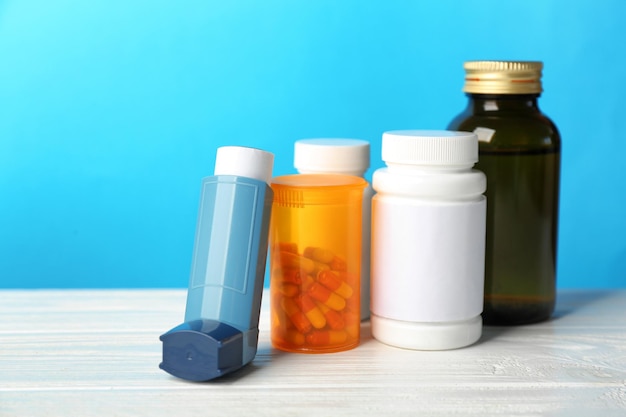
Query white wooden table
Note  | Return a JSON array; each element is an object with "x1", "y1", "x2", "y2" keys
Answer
[{"x1": 1, "y1": 289, "x2": 625, "y2": 416}]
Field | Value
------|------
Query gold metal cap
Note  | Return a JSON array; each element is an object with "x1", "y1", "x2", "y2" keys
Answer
[{"x1": 463, "y1": 61, "x2": 543, "y2": 94}]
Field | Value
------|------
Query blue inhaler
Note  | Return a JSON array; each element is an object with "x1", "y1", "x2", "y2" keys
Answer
[{"x1": 160, "y1": 146, "x2": 274, "y2": 381}]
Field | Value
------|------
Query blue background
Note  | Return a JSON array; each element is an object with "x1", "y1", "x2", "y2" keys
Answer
[{"x1": 1, "y1": 1, "x2": 625, "y2": 289}]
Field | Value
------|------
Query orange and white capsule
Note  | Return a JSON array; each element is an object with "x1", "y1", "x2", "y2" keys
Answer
[
  {"x1": 317, "y1": 270, "x2": 353, "y2": 299},
  {"x1": 308, "y1": 282, "x2": 346, "y2": 311},
  {"x1": 306, "y1": 330, "x2": 348, "y2": 346},
  {"x1": 315, "y1": 301, "x2": 345, "y2": 330},
  {"x1": 280, "y1": 297, "x2": 312, "y2": 334},
  {"x1": 296, "y1": 294, "x2": 326, "y2": 329},
  {"x1": 278, "y1": 251, "x2": 316, "y2": 274}
]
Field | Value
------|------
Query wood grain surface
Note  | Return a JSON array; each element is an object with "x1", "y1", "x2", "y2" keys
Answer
[{"x1": 1, "y1": 289, "x2": 625, "y2": 416}]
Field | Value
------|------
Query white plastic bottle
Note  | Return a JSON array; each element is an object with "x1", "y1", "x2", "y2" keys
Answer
[
  {"x1": 370, "y1": 130, "x2": 486, "y2": 350},
  {"x1": 294, "y1": 138, "x2": 373, "y2": 321}
]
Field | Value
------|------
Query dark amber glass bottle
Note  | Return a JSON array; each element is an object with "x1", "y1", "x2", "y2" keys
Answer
[{"x1": 448, "y1": 61, "x2": 561, "y2": 325}]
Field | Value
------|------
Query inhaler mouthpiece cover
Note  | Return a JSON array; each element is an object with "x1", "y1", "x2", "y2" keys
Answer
[{"x1": 160, "y1": 319, "x2": 245, "y2": 381}]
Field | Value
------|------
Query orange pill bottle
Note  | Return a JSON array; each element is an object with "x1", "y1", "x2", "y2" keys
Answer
[{"x1": 269, "y1": 174, "x2": 366, "y2": 353}]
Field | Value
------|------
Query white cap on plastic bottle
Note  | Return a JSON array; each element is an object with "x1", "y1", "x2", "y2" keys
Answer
[
  {"x1": 214, "y1": 146, "x2": 274, "y2": 184},
  {"x1": 382, "y1": 130, "x2": 478, "y2": 167},
  {"x1": 294, "y1": 139, "x2": 370, "y2": 175}
]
